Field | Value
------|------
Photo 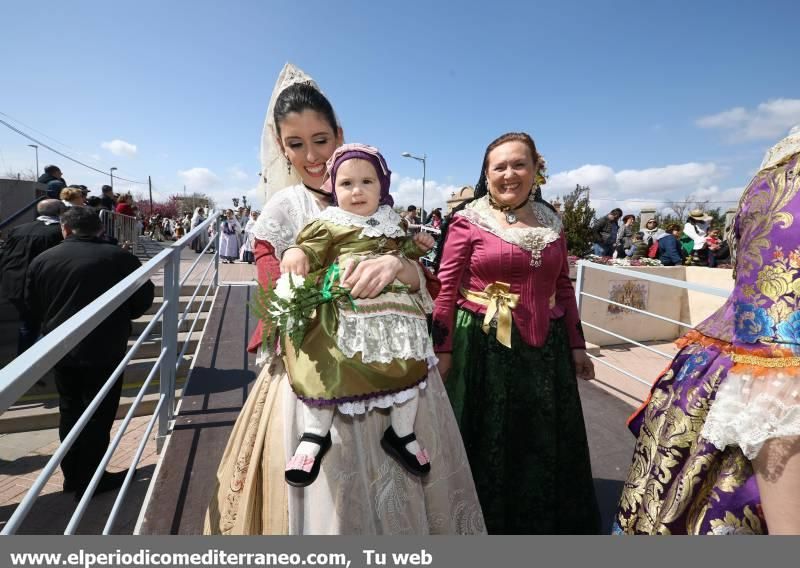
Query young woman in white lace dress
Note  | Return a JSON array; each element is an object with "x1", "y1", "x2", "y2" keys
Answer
[{"x1": 204, "y1": 63, "x2": 484, "y2": 535}]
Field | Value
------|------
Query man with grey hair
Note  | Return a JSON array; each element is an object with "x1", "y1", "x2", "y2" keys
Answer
[
  {"x1": 25, "y1": 206, "x2": 154, "y2": 498},
  {"x1": 0, "y1": 198, "x2": 67, "y2": 354}
]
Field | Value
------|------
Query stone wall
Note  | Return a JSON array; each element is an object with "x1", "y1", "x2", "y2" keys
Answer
[{"x1": 576, "y1": 264, "x2": 734, "y2": 347}]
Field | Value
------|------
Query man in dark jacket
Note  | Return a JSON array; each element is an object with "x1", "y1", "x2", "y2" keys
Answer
[
  {"x1": 37, "y1": 164, "x2": 65, "y2": 186},
  {"x1": 591, "y1": 208, "x2": 622, "y2": 256},
  {"x1": 0, "y1": 199, "x2": 66, "y2": 354},
  {"x1": 99, "y1": 185, "x2": 117, "y2": 211},
  {"x1": 25, "y1": 207, "x2": 155, "y2": 497}
]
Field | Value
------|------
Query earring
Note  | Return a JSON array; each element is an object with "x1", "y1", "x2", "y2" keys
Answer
[{"x1": 285, "y1": 156, "x2": 292, "y2": 174}]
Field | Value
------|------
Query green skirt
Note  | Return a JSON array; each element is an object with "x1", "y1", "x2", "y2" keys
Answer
[{"x1": 447, "y1": 309, "x2": 601, "y2": 534}]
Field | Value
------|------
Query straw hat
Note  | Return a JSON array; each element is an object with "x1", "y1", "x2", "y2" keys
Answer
[{"x1": 688, "y1": 209, "x2": 712, "y2": 222}]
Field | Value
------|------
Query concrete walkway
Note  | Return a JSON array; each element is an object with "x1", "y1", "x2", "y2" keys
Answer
[{"x1": 0, "y1": 415, "x2": 158, "y2": 534}]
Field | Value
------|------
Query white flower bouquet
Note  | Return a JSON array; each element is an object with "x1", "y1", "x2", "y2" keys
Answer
[{"x1": 252, "y1": 267, "x2": 354, "y2": 352}]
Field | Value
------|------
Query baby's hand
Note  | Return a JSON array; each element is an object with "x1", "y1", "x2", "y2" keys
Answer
[
  {"x1": 280, "y1": 247, "x2": 310, "y2": 277},
  {"x1": 413, "y1": 232, "x2": 436, "y2": 253}
]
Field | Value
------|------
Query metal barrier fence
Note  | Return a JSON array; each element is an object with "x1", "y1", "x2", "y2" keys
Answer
[
  {"x1": 407, "y1": 224, "x2": 442, "y2": 267},
  {"x1": 99, "y1": 209, "x2": 140, "y2": 254},
  {"x1": 0, "y1": 212, "x2": 222, "y2": 534},
  {"x1": 573, "y1": 260, "x2": 730, "y2": 388}
]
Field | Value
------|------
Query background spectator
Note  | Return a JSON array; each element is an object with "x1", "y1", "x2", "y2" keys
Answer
[
  {"x1": 658, "y1": 223, "x2": 686, "y2": 266},
  {"x1": 683, "y1": 209, "x2": 712, "y2": 264},
  {"x1": 100, "y1": 185, "x2": 116, "y2": 211},
  {"x1": 24, "y1": 207, "x2": 154, "y2": 498},
  {"x1": 115, "y1": 194, "x2": 136, "y2": 216},
  {"x1": 37, "y1": 164, "x2": 65, "y2": 186},
  {"x1": 641, "y1": 218, "x2": 665, "y2": 258},
  {"x1": 614, "y1": 214, "x2": 636, "y2": 258},
  {"x1": 628, "y1": 231, "x2": 649, "y2": 259},
  {"x1": 60, "y1": 186, "x2": 85, "y2": 207},
  {"x1": 706, "y1": 227, "x2": 730, "y2": 267},
  {"x1": 591, "y1": 208, "x2": 622, "y2": 256},
  {"x1": 0, "y1": 199, "x2": 66, "y2": 355},
  {"x1": 406, "y1": 205, "x2": 421, "y2": 225}
]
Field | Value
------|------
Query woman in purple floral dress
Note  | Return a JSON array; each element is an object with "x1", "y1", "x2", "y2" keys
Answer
[{"x1": 615, "y1": 129, "x2": 800, "y2": 535}]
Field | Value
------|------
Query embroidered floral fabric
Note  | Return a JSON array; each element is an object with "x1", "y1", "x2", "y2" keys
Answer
[{"x1": 616, "y1": 145, "x2": 800, "y2": 534}]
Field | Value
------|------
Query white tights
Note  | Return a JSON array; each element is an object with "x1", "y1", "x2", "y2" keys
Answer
[{"x1": 293, "y1": 396, "x2": 421, "y2": 458}]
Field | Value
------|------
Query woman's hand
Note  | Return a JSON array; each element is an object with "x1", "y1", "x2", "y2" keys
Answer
[
  {"x1": 573, "y1": 349, "x2": 595, "y2": 381},
  {"x1": 280, "y1": 247, "x2": 309, "y2": 277},
  {"x1": 436, "y1": 353, "x2": 452, "y2": 382},
  {"x1": 341, "y1": 255, "x2": 411, "y2": 298}
]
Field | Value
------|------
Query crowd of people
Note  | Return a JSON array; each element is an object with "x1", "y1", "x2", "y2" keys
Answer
[
  {"x1": 0, "y1": 180, "x2": 155, "y2": 500},
  {"x1": 35, "y1": 164, "x2": 262, "y2": 262},
  {"x1": 590, "y1": 207, "x2": 731, "y2": 267}
]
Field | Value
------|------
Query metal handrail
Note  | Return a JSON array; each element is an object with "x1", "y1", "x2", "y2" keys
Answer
[
  {"x1": 574, "y1": 260, "x2": 731, "y2": 393},
  {"x1": 66, "y1": 347, "x2": 168, "y2": 534},
  {"x1": 0, "y1": 195, "x2": 45, "y2": 231},
  {"x1": 0, "y1": 211, "x2": 221, "y2": 534},
  {"x1": 177, "y1": 277, "x2": 216, "y2": 368}
]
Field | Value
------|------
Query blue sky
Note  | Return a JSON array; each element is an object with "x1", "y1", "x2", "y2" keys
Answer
[{"x1": 2, "y1": 0, "x2": 798, "y2": 215}]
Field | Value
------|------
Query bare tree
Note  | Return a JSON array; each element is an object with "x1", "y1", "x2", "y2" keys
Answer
[
  {"x1": 668, "y1": 194, "x2": 695, "y2": 222},
  {"x1": 4, "y1": 168, "x2": 36, "y2": 181}
]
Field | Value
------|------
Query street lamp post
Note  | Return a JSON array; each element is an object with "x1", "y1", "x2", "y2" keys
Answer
[
  {"x1": 110, "y1": 167, "x2": 118, "y2": 189},
  {"x1": 27, "y1": 144, "x2": 39, "y2": 180},
  {"x1": 401, "y1": 151, "x2": 426, "y2": 221}
]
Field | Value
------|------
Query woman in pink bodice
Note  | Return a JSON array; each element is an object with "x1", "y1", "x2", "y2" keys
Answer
[{"x1": 433, "y1": 131, "x2": 600, "y2": 534}]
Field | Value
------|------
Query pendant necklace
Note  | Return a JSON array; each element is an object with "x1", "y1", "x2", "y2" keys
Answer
[
  {"x1": 303, "y1": 183, "x2": 333, "y2": 202},
  {"x1": 487, "y1": 192, "x2": 531, "y2": 224}
]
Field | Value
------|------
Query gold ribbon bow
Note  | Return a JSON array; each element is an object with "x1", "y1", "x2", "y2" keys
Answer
[{"x1": 460, "y1": 282, "x2": 520, "y2": 348}]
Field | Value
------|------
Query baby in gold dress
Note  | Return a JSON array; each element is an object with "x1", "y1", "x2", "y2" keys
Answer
[{"x1": 279, "y1": 143, "x2": 436, "y2": 487}]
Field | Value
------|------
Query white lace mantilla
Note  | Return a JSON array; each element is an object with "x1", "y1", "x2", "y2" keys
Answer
[
  {"x1": 316, "y1": 205, "x2": 406, "y2": 239},
  {"x1": 458, "y1": 196, "x2": 561, "y2": 267},
  {"x1": 701, "y1": 369, "x2": 800, "y2": 459},
  {"x1": 251, "y1": 185, "x2": 324, "y2": 258},
  {"x1": 337, "y1": 382, "x2": 427, "y2": 416},
  {"x1": 760, "y1": 127, "x2": 800, "y2": 171}
]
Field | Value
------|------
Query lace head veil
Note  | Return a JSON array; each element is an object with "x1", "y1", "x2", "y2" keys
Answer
[
  {"x1": 260, "y1": 63, "x2": 322, "y2": 205},
  {"x1": 760, "y1": 125, "x2": 800, "y2": 171}
]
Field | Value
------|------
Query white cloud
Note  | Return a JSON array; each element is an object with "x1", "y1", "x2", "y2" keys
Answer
[
  {"x1": 389, "y1": 174, "x2": 462, "y2": 213},
  {"x1": 101, "y1": 139, "x2": 138, "y2": 157},
  {"x1": 544, "y1": 161, "x2": 726, "y2": 213},
  {"x1": 178, "y1": 167, "x2": 221, "y2": 191},
  {"x1": 696, "y1": 98, "x2": 800, "y2": 141},
  {"x1": 690, "y1": 185, "x2": 745, "y2": 206},
  {"x1": 228, "y1": 166, "x2": 250, "y2": 182}
]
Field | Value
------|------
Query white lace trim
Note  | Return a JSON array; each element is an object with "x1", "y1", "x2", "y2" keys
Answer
[
  {"x1": 317, "y1": 205, "x2": 406, "y2": 239},
  {"x1": 251, "y1": 185, "x2": 323, "y2": 258},
  {"x1": 458, "y1": 197, "x2": 561, "y2": 265},
  {"x1": 337, "y1": 382, "x2": 427, "y2": 416},
  {"x1": 336, "y1": 311, "x2": 435, "y2": 364},
  {"x1": 701, "y1": 369, "x2": 800, "y2": 459}
]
